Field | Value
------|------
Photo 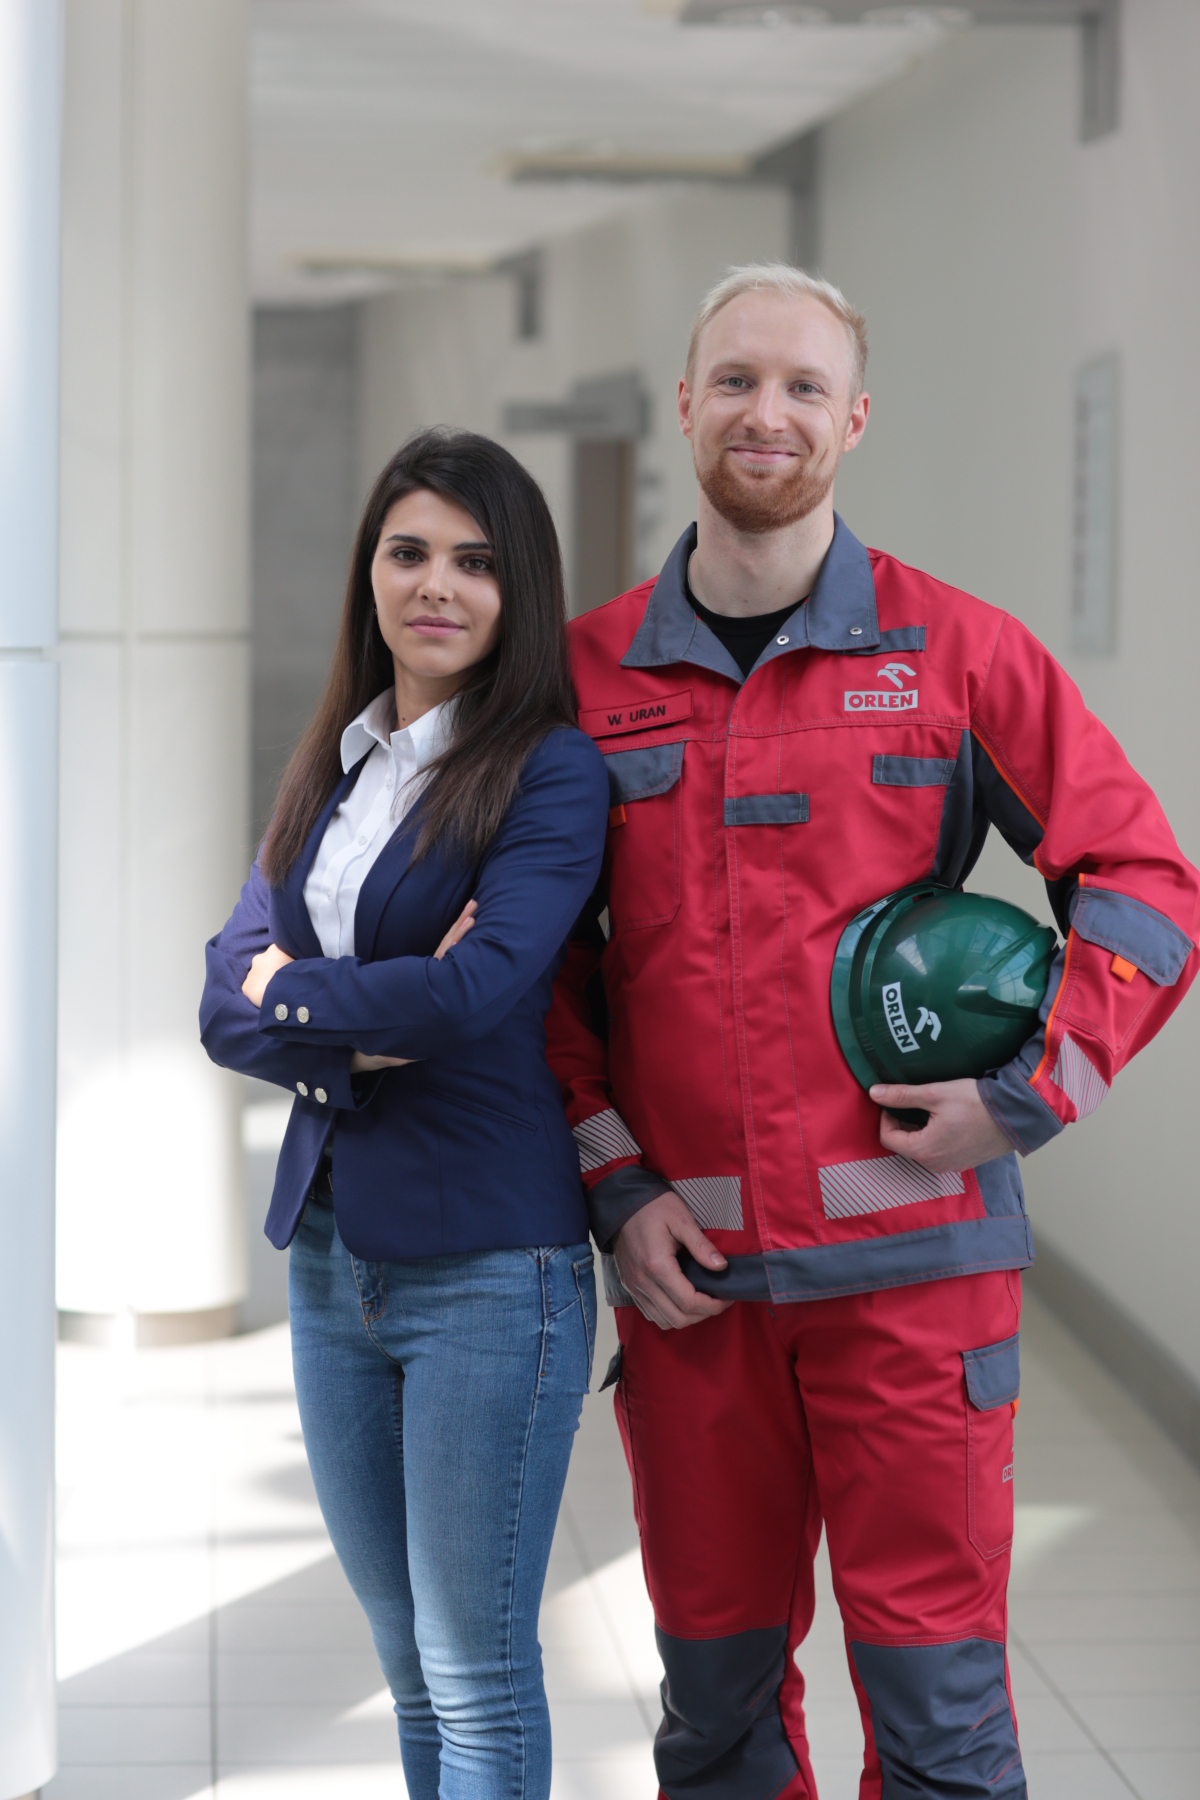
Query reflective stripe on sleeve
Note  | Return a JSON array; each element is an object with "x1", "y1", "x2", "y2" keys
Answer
[{"x1": 573, "y1": 1107, "x2": 641, "y2": 1174}]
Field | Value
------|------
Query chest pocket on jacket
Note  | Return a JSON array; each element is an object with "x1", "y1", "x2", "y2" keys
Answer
[{"x1": 603, "y1": 740, "x2": 685, "y2": 931}]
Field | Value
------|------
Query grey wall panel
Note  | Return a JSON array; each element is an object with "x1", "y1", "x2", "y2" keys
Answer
[{"x1": 253, "y1": 304, "x2": 360, "y2": 843}]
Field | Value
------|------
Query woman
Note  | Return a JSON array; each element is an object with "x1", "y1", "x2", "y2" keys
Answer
[{"x1": 200, "y1": 428, "x2": 609, "y2": 1799}]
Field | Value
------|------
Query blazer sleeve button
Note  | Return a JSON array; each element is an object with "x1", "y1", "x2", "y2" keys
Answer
[
  {"x1": 315, "y1": 1088, "x2": 328, "y2": 1104},
  {"x1": 274, "y1": 1003, "x2": 288, "y2": 1021},
  {"x1": 296, "y1": 1081, "x2": 308, "y2": 1097},
  {"x1": 297, "y1": 1006, "x2": 310, "y2": 1023}
]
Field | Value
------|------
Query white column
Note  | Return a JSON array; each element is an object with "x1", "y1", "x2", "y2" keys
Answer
[
  {"x1": 57, "y1": 0, "x2": 250, "y2": 1331},
  {"x1": 0, "y1": 0, "x2": 61, "y2": 1788}
]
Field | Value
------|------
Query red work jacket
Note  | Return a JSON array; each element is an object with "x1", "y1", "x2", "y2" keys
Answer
[{"x1": 545, "y1": 517, "x2": 1200, "y2": 1303}]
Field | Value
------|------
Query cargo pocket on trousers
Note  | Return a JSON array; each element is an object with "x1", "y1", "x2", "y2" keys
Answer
[{"x1": 963, "y1": 1333, "x2": 1019, "y2": 1559}]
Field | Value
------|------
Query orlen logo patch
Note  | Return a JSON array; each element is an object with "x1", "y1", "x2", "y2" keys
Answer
[
  {"x1": 881, "y1": 982, "x2": 920, "y2": 1055},
  {"x1": 845, "y1": 661, "x2": 917, "y2": 712}
]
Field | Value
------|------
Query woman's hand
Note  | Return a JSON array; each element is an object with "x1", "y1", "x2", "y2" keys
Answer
[
  {"x1": 351, "y1": 1050, "x2": 410, "y2": 1072},
  {"x1": 434, "y1": 898, "x2": 477, "y2": 959},
  {"x1": 242, "y1": 943, "x2": 294, "y2": 1008},
  {"x1": 350, "y1": 901, "x2": 479, "y2": 1074}
]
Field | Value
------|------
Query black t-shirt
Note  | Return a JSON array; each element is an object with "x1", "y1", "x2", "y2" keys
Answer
[{"x1": 688, "y1": 586, "x2": 804, "y2": 680}]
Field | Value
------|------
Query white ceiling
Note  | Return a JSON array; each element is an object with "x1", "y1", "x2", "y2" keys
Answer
[{"x1": 252, "y1": 0, "x2": 956, "y2": 303}]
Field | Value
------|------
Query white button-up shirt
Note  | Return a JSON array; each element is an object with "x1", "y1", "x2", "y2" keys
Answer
[{"x1": 302, "y1": 689, "x2": 455, "y2": 959}]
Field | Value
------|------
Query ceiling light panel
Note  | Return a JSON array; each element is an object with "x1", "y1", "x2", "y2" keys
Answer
[{"x1": 251, "y1": 0, "x2": 951, "y2": 302}]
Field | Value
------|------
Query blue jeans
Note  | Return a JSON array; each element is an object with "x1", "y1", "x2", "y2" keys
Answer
[{"x1": 289, "y1": 1195, "x2": 596, "y2": 1800}]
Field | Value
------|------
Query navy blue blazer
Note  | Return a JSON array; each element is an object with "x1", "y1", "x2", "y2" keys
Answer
[{"x1": 200, "y1": 726, "x2": 608, "y2": 1260}]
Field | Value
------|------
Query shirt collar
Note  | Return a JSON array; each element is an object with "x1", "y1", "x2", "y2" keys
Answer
[
  {"x1": 340, "y1": 689, "x2": 456, "y2": 773},
  {"x1": 621, "y1": 512, "x2": 879, "y2": 680}
]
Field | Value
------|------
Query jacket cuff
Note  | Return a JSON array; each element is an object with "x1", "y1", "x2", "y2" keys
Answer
[
  {"x1": 587, "y1": 1163, "x2": 672, "y2": 1251},
  {"x1": 976, "y1": 1065, "x2": 1064, "y2": 1156},
  {"x1": 256, "y1": 969, "x2": 380, "y2": 1111},
  {"x1": 259, "y1": 962, "x2": 333, "y2": 1041},
  {"x1": 278, "y1": 1051, "x2": 378, "y2": 1114}
]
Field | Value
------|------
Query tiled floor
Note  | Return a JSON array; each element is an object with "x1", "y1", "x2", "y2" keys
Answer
[{"x1": 47, "y1": 1286, "x2": 1200, "y2": 1799}]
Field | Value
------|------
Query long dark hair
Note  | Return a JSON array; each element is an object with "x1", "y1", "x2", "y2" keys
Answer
[{"x1": 260, "y1": 428, "x2": 577, "y2": 884}]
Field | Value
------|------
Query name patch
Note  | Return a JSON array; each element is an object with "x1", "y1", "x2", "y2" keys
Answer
[
  {"x1": 845, "y1": 689, "x2": 918, "y2": 712},
  {"x1": 579, "y1": 688, "x2": 693, "y2": 739}
]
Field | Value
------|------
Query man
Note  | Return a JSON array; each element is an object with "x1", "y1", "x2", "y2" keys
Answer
[{"x1": 546, "y1": 263, "x2": 1199, "y2": 1800}]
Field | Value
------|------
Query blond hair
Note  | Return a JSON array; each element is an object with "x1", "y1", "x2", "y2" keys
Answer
[{"x1": 686, "y1": 263, "x2": 868, "y2": 399}]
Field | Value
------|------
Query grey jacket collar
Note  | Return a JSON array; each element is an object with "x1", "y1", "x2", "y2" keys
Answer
[{"x1": 621, "y1": 512, "x2": 879, "y2": 683}]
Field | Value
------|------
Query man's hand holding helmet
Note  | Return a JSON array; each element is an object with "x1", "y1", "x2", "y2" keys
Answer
[
  {"x1": 869, "y1": 1079, "x2": 1015, "y2": 1174},
  {"x1": 833, "y1": 882, "x2": 1057, "y2": 1177}
]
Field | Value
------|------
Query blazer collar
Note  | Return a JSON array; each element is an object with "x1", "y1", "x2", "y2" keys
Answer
[
  {"x1": 352, "y1": 789, "x2": 433, "y2": 962},
  {"x1": 269, "y1": 759, "x2": 365, "y2": 959},
  {"x1": 271, "y1": 755, "x2": 443, "y2": 966},
  {"x1": 621, "y1": 512, "x2": 880, "y2": 682}
]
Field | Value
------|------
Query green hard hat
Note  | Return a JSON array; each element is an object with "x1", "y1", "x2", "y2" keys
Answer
[{"x1": 830, "y1": 882, "x2": 1058, "y2": 1090}]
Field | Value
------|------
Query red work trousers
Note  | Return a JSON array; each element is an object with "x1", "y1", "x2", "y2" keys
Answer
[{"x1": 613, "y1": 1270, "x2": 1024, "y2": 1800}]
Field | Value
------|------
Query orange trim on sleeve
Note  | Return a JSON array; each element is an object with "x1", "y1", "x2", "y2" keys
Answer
[
  {"x1": 1031, "y1": 928, "x2": 1075, "y2": 1087},
  {"x1": 608, "y1": 804, "x2": 626, "y2": 828},
  {"x1": 1111, "y1": 954, "x2": 1137, "y2": 982},
  {"x1": 973, "y1": 733, "x2": 1047, "y2": 832}
]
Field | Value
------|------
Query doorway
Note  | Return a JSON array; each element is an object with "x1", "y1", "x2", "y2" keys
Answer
[{"x1": 572, "y1": 438, "x2": 636, "y2": 617}]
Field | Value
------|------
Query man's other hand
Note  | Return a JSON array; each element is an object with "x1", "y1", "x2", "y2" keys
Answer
[
  {"x1": 870, "y1": 1078, "x2": 1015, "y2": 1173},
  {"x1": 613, "y1": 1190, "x2": 732, "y2": 1331}
]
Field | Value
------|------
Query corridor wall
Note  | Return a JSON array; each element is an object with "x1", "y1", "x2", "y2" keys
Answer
[
  {"x1": 253, "y1": 305, "x2": 360, "y2": 843},
  {"x1": 354, "y1": 185, "x2": 789, "y2": 611},
  {"x1": 820, "y1": 9, "x2": 1200, "y2": 1389}
]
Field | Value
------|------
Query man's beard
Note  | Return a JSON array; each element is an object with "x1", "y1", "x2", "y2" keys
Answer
[{"x1": 696, "y1": 442, "x2": 837, "y2": 535}]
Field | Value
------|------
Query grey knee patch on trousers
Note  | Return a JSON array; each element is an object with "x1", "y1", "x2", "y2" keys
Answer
[
  {"x1": 654, "y1": 1623, "x2": 799, "y2": 1800},
  {"x1": 851, "y1": 1638, "x2": 1025, "y2": 1798}
]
